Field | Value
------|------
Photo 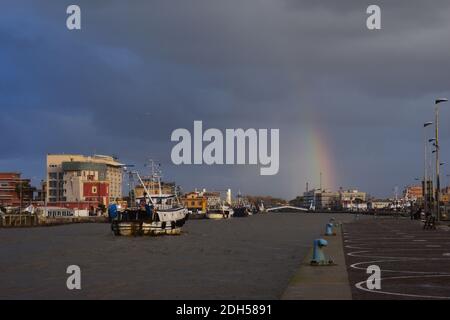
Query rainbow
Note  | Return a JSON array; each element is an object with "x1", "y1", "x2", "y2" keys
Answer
[
  {"x1": 296, "y1": 105, "x2": 338, "y2": 192},
  {"x1": 307, "y1": 124, "x2": 337, "y2": 191}
]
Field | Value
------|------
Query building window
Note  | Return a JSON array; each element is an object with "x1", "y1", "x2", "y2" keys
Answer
[{"x1": 92, "y1": 186, "x2": 97, "y2": 194}]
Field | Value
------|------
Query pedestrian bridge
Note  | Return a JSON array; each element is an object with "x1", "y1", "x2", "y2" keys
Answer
[{"x1": 266, "y1": 206, "x2": 308, "y2": 212}]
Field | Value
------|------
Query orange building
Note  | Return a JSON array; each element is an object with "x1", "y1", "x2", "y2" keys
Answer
[
  {"x1": 181, "y1": 192, "x2": 207, "y2": 213},
  {"x1": 404, "y1": 185, "x2": 423, "y2": 201}
]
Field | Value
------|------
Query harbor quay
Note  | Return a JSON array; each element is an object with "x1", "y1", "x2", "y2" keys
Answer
[
  {"x1": 0, "y1": 212, "x2": 355, "y2": 300},
  {"x1": 343, "y1": 217, "x2": 450, "y2": 300}
]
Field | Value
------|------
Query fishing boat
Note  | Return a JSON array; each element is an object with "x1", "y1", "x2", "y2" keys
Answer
[
  {"x1": 108, "y1": 164, "x2": 188, "y2": 236},
  {"x1": 206, "y1": 203, "x2": 233, "y2": 220},
  {"x1": 188, "y1": 209, "x2": 207, "y2": 220},
  {"x1": 232, "y1": 206, "x2": 249, "y2": 217},
  {"x1": 232, "y1": 192, "x2": 250, "y2": 217}
]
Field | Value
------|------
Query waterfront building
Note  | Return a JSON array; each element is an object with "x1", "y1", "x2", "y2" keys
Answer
[
  {"x1": 0, "y1": 172, "x2": 34, "y2": 207},
  {"x1": 339, "y1": 189, "x2": 366, "y2": 202},
  {"x1": 403, "y1": 185, "x2": 423, "y2": 201},
  {"x1": 338, "y1": 189, "x2": 367, "y2": 211},
  {"x1": 36, "y1": 206, "x2": 90, "y2": 218},
  {"x1": 368, "y1": 199, "x2": 391, "y2": 210},
  {"x1": 440, "y1": 187, "x2": 450, "y2": 204},
  {"x1": 303, "y1": 189, "x2": 339, "y2": 210},
  {"x1": 46, "y1": 154, "x2": 123, "y2": 207},
  {"x1": 202, "y1": 191, "x2": 221, "y2": 207},
  {"x1": 181, "y1": 191, "x2": 207, "y2": 213},
  {"x1": 34, "y1": 180, "x2": 47, "y2": 204}
]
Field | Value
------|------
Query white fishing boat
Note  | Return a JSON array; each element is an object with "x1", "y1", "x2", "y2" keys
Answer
[
  {"x1": 109, "y1": 162, "x2": 188, "y2": 236},
  {"x1": 206, "y1": 203, "x2": 234, "y2": 220}
]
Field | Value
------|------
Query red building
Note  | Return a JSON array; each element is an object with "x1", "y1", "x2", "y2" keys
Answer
[
  {"x1": 83, "y1": 181, "x2": 109, "y2": 204},
  {"x1": 47, "y1": 181, "x2": 110, "y2": 210},
  {"x1": 0, "y1": 172, "x2": 34, "y2": 207}
]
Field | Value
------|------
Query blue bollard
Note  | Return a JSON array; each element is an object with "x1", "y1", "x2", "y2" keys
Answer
[
  {"x1": 325, "y1": 222, "x2": 334, "y2": 236},
  {"x1": 311, "y1": 238, "x2": 329, "y2": 265}
]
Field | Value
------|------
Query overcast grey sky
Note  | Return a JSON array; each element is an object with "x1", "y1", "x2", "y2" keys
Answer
[{"x1": 1, "y1": 1, "x2": 450, "y2": 199}]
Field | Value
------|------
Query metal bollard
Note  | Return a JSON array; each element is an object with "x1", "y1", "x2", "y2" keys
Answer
[
  {"x1": 326, "y1": 218, "x2": 337, "y2": 236},
  {"x1": 325, "y1": 222, "x2": 335, "y2": 236},
  {"x1": 311, "y1": 239, "x2": 334, "y2": 266}
]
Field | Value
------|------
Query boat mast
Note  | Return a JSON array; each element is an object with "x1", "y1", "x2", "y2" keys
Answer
[
  {"x1": 134, "y1": 171, "x2": 155, "y2": 205},
  {"x1": 148, "y1": 159, "x2": 163, "y2": 197}
]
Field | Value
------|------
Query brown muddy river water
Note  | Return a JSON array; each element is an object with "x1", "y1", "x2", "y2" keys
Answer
[{"x1": 0, "y1": 212, "x2": 354, "y2": 299}]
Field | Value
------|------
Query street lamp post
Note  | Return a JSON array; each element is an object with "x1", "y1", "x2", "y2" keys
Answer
[
  {"x1": 424, "y1": 122, "x2": 433, "y2": 215},
  {"x1": 435, "y1": 98, "x2": 448, "y2": 222},
  {"x1": 429, "y1": 138, "x2": 437, "y2": 212}
]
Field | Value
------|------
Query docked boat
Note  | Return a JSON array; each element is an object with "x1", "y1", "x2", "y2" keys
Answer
[
  {"x1": 206, "y1": 204, "x2": 233, "y2": 220},
  {"x1": 188, "y1": 209, "x2": 207, "y2": 220},
  {"x1": 108, "y1": 166, "x2": 188, "y2": 236},
  {"x1": 232, "y1": 206, "x2": 249, "y2": 217},
  {"x1": 232, "y1": 192, "x2": 250, "y2": 217}
]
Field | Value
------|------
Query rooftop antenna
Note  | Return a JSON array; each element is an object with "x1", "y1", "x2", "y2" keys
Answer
[{"x1": 320, "y1": 172, "x2": 323, "y2": 191}]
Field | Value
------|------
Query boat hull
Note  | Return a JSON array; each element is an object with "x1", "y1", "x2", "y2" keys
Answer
[
  {"x1": 232, "y1": 207, "x2": 249, "y2": 217},
  {"x1": 206, "y1": 212, "x2": 228, "y2": 220},
  {"x1": 111, "y1": 208, "x2": 188, "y2": 236},
  {"x1": 188, "y1": 213, "x2": 207, "y2": 220}
]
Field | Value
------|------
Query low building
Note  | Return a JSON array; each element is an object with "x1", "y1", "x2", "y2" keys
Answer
[
  {"x1": 202, "y1": 191, "x2": 221, "y2": 207},
  {"x1": 37, "y1": 207, "x2": 90, "y2": 218},
  {"x1": 404, "y1": 185, "x2": 423, "y2": 201},
  {"x1": 303, "y1": 189, "x2": 339, "y2": 210},
  {"x1": 368, "y1": 199, "x2": 391, "y2": 210},
  {"x1": 338, "y1": 189, "x2": 367, "y2": 211},
  {"x1": 33, "y1": 180, "x2": 47, "y2": 204},
  {"x1": 342, "y1": 199, "x2": 368, "y2": 211},
  {"x1": 181, "y1": 191, "x2": 207, "y2": 213},
  {"x1": 339, "y1": 189, "x2": 366, "y2": 202},
  {"x1": 0, "y1": 172, "x2": 34, "y2": 207}
]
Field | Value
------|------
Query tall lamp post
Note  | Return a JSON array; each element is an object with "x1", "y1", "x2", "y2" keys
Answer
[
  {"x1": 423, "y1": 122, "x2": 433, "y2": 214},
  {"x1": 435, "y1": 98, "x2": 448, "y2": 222},
  {"x1": 429, "y1": 138, "x2": 437, "y2": 211}
]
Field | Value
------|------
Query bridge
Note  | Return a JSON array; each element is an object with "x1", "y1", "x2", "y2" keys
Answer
[{"x1": 266, "y1": 206, "x2": 308, "y2": 212}]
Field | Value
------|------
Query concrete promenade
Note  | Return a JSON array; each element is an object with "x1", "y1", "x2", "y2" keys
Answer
[{"x1": 282, "y1": 223, "x2": 352, "y2": 300}]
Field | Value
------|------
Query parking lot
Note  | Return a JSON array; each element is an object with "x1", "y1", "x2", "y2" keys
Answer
[{"x1": 343, "y1": 217, "x2": 450, "y2": 299}]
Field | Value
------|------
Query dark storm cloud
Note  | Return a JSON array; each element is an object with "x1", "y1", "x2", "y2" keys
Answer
[{"x1": 1, "y1": 0, "x2": 450, "y2": 198}]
